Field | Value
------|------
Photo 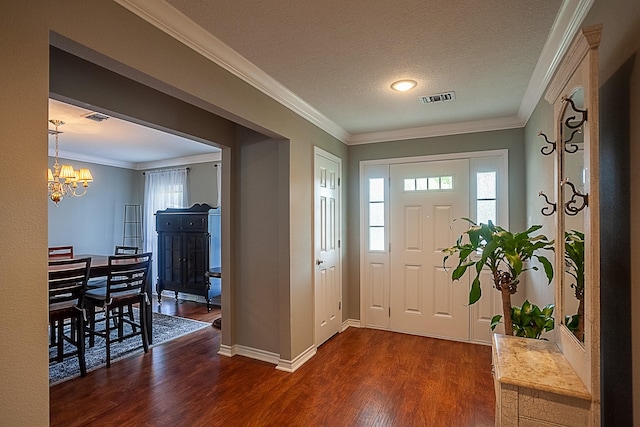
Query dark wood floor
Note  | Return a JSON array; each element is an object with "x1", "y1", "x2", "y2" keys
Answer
[{"x1": 50, "y1": 297, "x2": 495, "y2": 426}]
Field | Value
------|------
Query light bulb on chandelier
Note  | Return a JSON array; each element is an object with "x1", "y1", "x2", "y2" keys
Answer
[{"x1": 47, "y1": 119, "x2": 93, "y2": 205}]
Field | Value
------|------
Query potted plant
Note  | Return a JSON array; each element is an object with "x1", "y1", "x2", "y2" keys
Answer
[
  {"x1": 442, "y1": 220, "x2": 554, "y2": 336},
  {"x1": 491, "y1": 300, "x2": 555, "y2": 339},
  {"x1": 564, "y1": 229, "x2": 584, "y2": 341}
]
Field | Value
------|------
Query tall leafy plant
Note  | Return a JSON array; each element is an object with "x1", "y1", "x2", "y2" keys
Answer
[
  {"x1": 443, "y1": 220, "x2": 554, "y2": 336},
  {"x1": 564, "y1": 229, "x2": 584, "y2": 341}
]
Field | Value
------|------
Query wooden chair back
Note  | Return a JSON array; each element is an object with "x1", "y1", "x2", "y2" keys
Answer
[
  {"x1": 115, "y1": 245, "x2": 139, "y2": 255},
  {"x1": 105, "y1": 253, "x2": 152, "y2": 302},
  {"x1": 48, "y1": 257, "x2": 91, "y2": 307},
  {"x1": 48, "y1": 246, "x2": 74, "y2": 259}
]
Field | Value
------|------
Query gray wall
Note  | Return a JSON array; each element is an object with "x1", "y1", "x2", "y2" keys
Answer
[
  {"x1": 48, "y1": 157, "x2": 141, "y2": 254},
  {"x1": 234, "y1": 127, "x2": 282, "y2": 353},
  {"x1": 523, "y1": 99, "x2": 555, "y2": 311},
  {"x1": 48, "y1": 158, "x2": 219, "y2": 255},
  {"x1": 346, "y1": 128, "x2": 526, "y2": 319}
]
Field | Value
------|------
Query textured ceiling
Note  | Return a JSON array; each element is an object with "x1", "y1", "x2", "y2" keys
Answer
[
  {"x1": 54, "y1": 0, "x2": 577, "y2": 166},
  {"x1": 48, "y1": 99, "x2": 220, "y2": 169},
  {"x1": 165, "y1": 0, "x2": 562, "y2": 136}
]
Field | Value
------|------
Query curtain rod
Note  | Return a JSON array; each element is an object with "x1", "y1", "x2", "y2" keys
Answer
[{"x1": 142, "y1": 167, "x2": 190, "y2": 175}]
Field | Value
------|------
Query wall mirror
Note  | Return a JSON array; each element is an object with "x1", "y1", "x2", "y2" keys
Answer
[
  {"x1": 542, "y1": 24, "x2": 601, "y2": 407},
  {"x1": 560, "y1": 87, "x2": 587, "y2": 344}
]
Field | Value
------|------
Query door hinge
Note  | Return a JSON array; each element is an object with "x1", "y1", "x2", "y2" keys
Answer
[
  {"x1": 338, "y1": 239, "x2": 341, "y2": 248},
  {"x1": 389, "y1": 307, "x2": 391, "y2": 317},
  {"x1": 389, "y1": 242, "x2": 391, "y2": 252},
  {"x1": 338, "y1": 177, "x2": 341, "y2": 186},
  {"x1": 339, "y1": 301, "x2": 342, "y2": 310}
]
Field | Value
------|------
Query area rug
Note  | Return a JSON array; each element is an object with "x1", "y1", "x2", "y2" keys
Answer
[{"x1": 49, "y1": 311, "x2": 210, "y2": 385}]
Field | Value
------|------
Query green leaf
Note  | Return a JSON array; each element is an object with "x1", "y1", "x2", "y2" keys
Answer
[
  {"x1": 490, "y1": 314, "x2": 502, "y2": 331},
  {"x1": 536, "y1": 255, "x2": 554, "y2": 284},
  {"x1": 469, "y1": 278, "x2": 482, "y2": 305}
]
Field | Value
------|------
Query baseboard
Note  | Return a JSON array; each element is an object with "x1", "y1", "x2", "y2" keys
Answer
[
  {"x1": 218, "y1": 344, "x2": 234, "y2": 358},
  {"x1": 157, "y1": 291, "x2": 221, "y2": 306},
  {"x1": 341, "y1": 318, "x2": 361, "y2": 332},
  {"x1": 217, "y1": 343, "x2": 280, "y2": 365},
  {"x1": 276, "y1": 345, "x2": 316, "y2": 373}
]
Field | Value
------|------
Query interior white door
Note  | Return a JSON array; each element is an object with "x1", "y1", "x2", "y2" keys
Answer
[
  {"x1": 314, "y1": 148, "x2": 342, "y2": 346},
  {"x1": 389, "y1": 159, "x2": 470, "y2": 340}
]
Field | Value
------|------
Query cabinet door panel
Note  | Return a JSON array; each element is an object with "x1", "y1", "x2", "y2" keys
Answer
[
  {"x1": 184, "y1": 233, "x2": 208, "y2": 287},
  {"x1": 161, "y1": 233, "x2": 183, "y2": 287}
]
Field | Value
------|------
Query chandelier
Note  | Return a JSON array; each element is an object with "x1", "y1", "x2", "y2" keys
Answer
[{"x1": 47, "y1": 119, "x2": 93, "y2": 205}]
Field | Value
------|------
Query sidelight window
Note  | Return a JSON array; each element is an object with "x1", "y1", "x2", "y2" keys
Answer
[
  {"x1": 368, "y1": 178, "x2": 385, "y2": 251},
  {"x1": 476, "y1": 171, "x2": 497, "y2": 225}
]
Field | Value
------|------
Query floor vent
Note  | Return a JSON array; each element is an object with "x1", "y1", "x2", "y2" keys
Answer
[{"x1": 418, "y1": 91, "x2": 456, "y2": 105}]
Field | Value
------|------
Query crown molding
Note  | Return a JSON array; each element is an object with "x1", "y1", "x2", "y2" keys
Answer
[
  {"x1": 51, "y1": 149, "x2": 221, "y2": 171},
  {"x1": 348, "y1": 116, "x2": 524, "y2": 145},
  {"x1": 113, "y1": 0, "x2": 350, "y2": 143},
  {"x1": 115, "y1": 0, "x2": 588, "y2": 146},
  {"x1": 135, "y1": 152, "x2": 222, "y2": 170},
  {"x1": 518, "y1": 0, "x2": 594, "y2": 123},
  {"x1": 51, "y1": 148, "x2": 136, "y2": 169}
]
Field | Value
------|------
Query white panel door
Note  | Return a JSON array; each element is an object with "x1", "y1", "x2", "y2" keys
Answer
[
  {"x1": 314, "y1": 148, "x2": 341, "y2": 347},
  {"x1": 389, "y1": 159, "x2": 470, "y2": 340}
]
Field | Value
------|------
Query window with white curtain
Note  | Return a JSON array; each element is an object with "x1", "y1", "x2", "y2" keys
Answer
[{"x1": 144, "y1": 168, "x2": 189, "y2": 286}]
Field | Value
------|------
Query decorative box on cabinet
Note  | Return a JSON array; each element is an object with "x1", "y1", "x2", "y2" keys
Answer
[
  {"x1": 156, "y1": 203, "x2": 219, "y2": 311},
  {"x1": 492, "y1": 334, "x2": 591, "y2": 426}
]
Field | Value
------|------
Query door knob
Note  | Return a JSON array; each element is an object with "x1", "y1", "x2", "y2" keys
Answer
[{"x1": 316, "y1": 259, "x2": 325, "y2": 265}]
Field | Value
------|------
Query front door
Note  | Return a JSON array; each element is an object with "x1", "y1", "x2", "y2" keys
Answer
[
  {"x1": 389, "y1": 159, "x2": 470, "y2": 340},
  {"x1": 314, "y1": 148, "x2": 342, "y2": 346}
]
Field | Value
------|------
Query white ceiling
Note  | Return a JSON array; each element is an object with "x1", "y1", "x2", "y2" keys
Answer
[
  {"x1": 48, "y1": 98, "x2": 220, "y2": 170},
  {"x1": 55, "y1": 0, "x2": 595, "y2": 166}
]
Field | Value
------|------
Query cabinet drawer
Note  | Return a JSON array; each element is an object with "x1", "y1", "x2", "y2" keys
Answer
[
  {"x1": 181, "y1": 217, "x2": 207, "y2": 231},
  {"x1": 156, "y1": 217, "x2": 182, "y2": 231}
]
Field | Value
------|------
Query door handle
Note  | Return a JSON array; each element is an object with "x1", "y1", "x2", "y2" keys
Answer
[{"x1": 316, "y1": 259, "x2": 325, "y2": 266}]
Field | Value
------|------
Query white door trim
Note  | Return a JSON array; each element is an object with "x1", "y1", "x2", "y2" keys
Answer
[{"x1": 359, "y1": 149, "x2": 509, "y2": 340}]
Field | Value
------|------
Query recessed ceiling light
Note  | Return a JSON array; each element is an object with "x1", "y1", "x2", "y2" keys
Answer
[{"x1": 391, "y1": 80, "x2": 417, "y2": 92}]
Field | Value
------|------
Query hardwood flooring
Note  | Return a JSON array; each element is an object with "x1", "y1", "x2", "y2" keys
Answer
[{"x1": 50, "y1": 297, "x2": 495, "y2": 426}]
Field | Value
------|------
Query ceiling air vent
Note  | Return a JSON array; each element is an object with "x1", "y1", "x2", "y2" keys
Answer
[
  {"x1": 83, "y1": 112, "x2": 110, "y2": 122},
  {"x1": 418, "y1": 91, "x2": 456, "y2": 105}
]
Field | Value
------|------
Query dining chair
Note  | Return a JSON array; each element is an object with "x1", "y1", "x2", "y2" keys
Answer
[
  {"x1": 48, "y1": 246, "x2": 74, "y2": 259},
  {"x1": 85, "y1": 253, "x2": 152, "y2": 367},
  {"x1": 115, "y1": 245, "x2": 139, "y2": 255},
  {"x1": 88, "y1": 245, "x2": 141, "y2": 329},
  {"x1": 48, "y1": 257, "x2": 91, "y2": 377}
]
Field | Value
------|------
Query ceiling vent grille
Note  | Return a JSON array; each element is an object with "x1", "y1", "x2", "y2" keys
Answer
[
  {"x1": 418, "y1": 91, "x2": 456, "y2": 105},
  {"x1": 83, "y1": 112, "x2": 110, "y2": 122}
]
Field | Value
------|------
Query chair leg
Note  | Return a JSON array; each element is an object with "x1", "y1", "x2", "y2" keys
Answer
[
  {"x1": 105, "y1": 308, "x2": 111, "y2": 368},
  {"x1": 88, "y1": 305, "x2": 96, "y2": 347},
  {"x1": 117, "y1": 308, "x2": 125, "y2": 342},
  {"x1": 140, "y1": 301, "x2": 149, "y2": 353},
  {"x1": 128, "y1": 304, "x2": 136, "y2": 333},
  {"x1": 56, "y1": 319, "x2": 64, "y2": 362},
  {"x1": 77, "y1": 315, "x2": 87, "y2": 377},
  {"x1": 50, "y1": 321, "x2": 57, "y2": 346}
]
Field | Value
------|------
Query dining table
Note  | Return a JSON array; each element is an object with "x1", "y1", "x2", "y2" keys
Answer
[{"x1": 48, "y1": 254, "x2": 154, "y2": 343}]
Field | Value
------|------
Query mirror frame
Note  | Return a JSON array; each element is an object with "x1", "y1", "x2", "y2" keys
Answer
[{"x1": 544, "y1": 24, "x2": 601, "y2": 420}]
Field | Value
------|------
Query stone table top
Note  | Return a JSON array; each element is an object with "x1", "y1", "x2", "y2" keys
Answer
[{"x1": 492, "y1": 334, "x2": 591, "y2": 400}]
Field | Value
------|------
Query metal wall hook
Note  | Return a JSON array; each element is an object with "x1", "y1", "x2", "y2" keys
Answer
[
  {"x1": 538, "y1": 131, "x2": 556, "y2": 156},
  {"x1": 564, "y1": 126, "x2": 583, "y2": 153},
  {"x1": 562, "y1": 97, "x2": 588, "y2": 128},
  {"x1": 562, "y1": 178, "x2": 589, "y2": 216},
  {"x1": 538, "y1": 191, "x2": 557, "y2": 216}
]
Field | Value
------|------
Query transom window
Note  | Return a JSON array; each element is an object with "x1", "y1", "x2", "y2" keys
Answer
[{"x1": 403, "y1": 176, "x2": 453, "y2": 192}]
